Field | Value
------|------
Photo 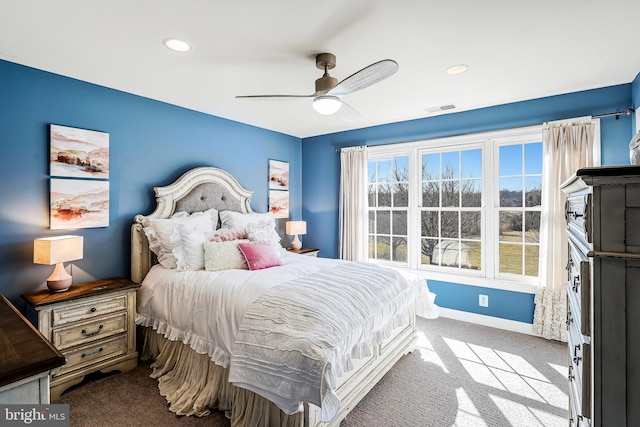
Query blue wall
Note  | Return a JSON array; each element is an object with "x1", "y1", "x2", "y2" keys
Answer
[
  {"x1": 301, "y1": 84, "x2": 634, "y2": 324},
  {"x1": 0, "y1": 59, "x2": 302, "y2": 310},
  {"x1": 633, "y1": 72, "x2": 640, "y2": 134}
]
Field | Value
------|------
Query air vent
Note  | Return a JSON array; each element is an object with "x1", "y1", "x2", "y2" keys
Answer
[{"x1": 425, "y1": 104, "x2": 456, "y2": 113}]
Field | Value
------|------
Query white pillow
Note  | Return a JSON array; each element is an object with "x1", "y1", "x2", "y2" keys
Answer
[
  {"x1": 246, "y1": 221, "x2": 284, "y2": 256},
  {"x1": 203, "y1": 239, "x2": 249, "y2": 271},
  {"x1": 219, "y1": 211, "x2": 275, "y2": 231},
  {"x1": 170, "y1": 224, "x2": 211, "y2": 271},
  {"x1": 142, "y1": 208, "x2": 218, "y2": 269}
]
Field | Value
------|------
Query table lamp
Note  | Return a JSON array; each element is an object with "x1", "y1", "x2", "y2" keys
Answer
[
  {"x1": 285, "y1": 221, "x2": 306, "y2": 250},
  {"x1": 34, "y1": 235, "x2": 83, "y2": 292}
]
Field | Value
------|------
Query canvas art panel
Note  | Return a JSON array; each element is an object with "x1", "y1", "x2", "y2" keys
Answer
[
  {"x1": 50, "y1": 178, "x2": 110, "y2": 230},
  {"x1": 268, "y1": 159, "x2": 289, "y2": 190},
  {"x1": 269, "y1": 190, "x2": 289, "y2": 219},
  {"x1": 50, "y1": 124, "x2": 109, "y2": 179}
]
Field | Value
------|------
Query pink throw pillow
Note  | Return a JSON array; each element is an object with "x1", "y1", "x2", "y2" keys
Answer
[
  {"x1": 237, "y1": 241, "x2": 282, "y2": 270},
  {"x1": 210, "y1": 228, "x2": 247, "y2": 242}
]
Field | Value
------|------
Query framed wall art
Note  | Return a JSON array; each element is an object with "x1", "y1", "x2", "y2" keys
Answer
[
  {"x1": 50, "y1": 124, "x2": 109, "y2": 179},
  {"x1": 268, "y1": 159, "x2": 289, "y2": 190},
  {"x1": 268, "y1": 190, "x2": 289, "y2": 219},
  {"x1": 50, "y1": 178, "x2": 110, "y2": 230}
]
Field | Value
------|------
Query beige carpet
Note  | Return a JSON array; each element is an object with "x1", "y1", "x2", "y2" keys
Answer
[{"x1": 55, "y1": 317, "x2": 567, "y2": 427}]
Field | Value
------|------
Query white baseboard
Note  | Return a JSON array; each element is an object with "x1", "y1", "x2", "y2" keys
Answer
[{"x1": 438, "y1": 308, "x2": 536, "y2": 336}]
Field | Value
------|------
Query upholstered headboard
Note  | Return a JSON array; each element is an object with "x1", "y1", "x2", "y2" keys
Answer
[{"x1": 131, "y1": 167, "x2": 254, "y2": 284}]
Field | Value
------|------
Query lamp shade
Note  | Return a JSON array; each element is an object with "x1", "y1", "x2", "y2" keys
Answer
[
  {"x1": 34, "y1": 235, "x2": 84, "y2": 265},
  {"x1": 286, "y1": 221, "x2": 307, "y2": 236},
  {"x1": 312, "y1": 96, "x2": 341, "y2": 115}
]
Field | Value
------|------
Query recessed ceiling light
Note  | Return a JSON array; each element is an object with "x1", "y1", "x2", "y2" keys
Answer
[
  {"x1": 162, "y1": 38, "x2": 191, "y2": 52},
  {"x1": 446, "y1": 64, "x2": 470, "y2": 75}
]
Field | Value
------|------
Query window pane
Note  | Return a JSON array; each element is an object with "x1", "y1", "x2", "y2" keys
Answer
[
  {"x1": 377, "y1": 236, "x2": 390, "y2": 260},
  {"x1": 525, "y1": 143, "x2": 542, "y2": 175},
  {"x1": 463, "y1": 241, "x2": 481, "y2": 270},
  {"x1": 441, "y1": 211, "x2": 459, "y2": 238},
  {"x1": 525, "y1": 245, "x2": 539, "y2": 277},
  {"x1": 423, "y1": 181, "x2": 440, "y2": 207},
  {"x1": 393, "y1": 211, "x2": 407, "y2": 235},
  {"x1": 394, "y1": 183, "x2": 409, "y2": 207},
  {"x1": 500, "y1": 243, "x2": 523, "y2": 275},
  {"x1": 368, "y1": 161, "x2": 377, "y2": 183},
  {"x1": 392, "y1": 237, "x2": 407, "y2": 262},
  {"x1": 378, "y1": 159, "x2": 392, "y2": 181},
  {"x1": 421, "y1": 238, "x2": 438, "y2": 265},
  {"x1": 369, "y1": 211, "x2": 375, "y2": 233},
  {"x1": 377, "y1": 210, "x2": 390, "y2": 234},
  {"x1": 394, "y1": 157, "x2": 408, "y2": 178},
  {"x1": 500, "y1": 177, "x2": 523, "y2": 207},
  {"x1": 461, "y1": 211, "x2": 481, "y2": 239},
  {"x1": 378, "y1": 186, "x2": 391, "y2": 207},
  {"x1": 442, "y1": 181, "x2": 459, "y2": 207},
  {"x1": 423, "y1": 153, "x2": 440, "y2": 180},
  {"x1": 525, "y1": 176, "x2": 542, "y2": 207},
  {"x1": 421, "y1": 211, "x2": 438, "y2": 237},
  {"x1": 368, "y1": 184, "x2": 376, "y2": 207},
  {"x1": 438, "y1": 240, "x2": 460, "y2": 267},
  {"x1": 461, "y1": 149, "x2": 482, "y2": 178},
  {"x1": 524, "y1": 211, "x2": 540, "y2": 243},
  {"x1": 368, "y1": 236, "x2": 375, "y2": 258},
  {"x1": 500, "y1": 211, "x2": 522, "y2": 242},
  {"x1": 442, "y1": 152, "x2": 459, "y2": 179},
  {"x1": 499, "y1": 145, "x2": 522, "y2": 176},
  {"x1": 461, "y1": 179, "x2": 482, "y2": 207}
]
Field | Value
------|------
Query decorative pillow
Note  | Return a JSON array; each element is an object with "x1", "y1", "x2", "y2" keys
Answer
[
  {"x1": 142, "y1": 208, "x2": 217, "y2": 269},
  {"x1": 246, "y1": 221, "x2": 284, "y2": 256},
  {"x1": 170, "y1": 224, "x2": 211, "y2": 271},
  {"x1": 210, "y1": 228, "x2": 248, "y2": 242},
  {"x1": 203, "y1": 239, "x2": 249, "y2": 271},
  {"x1": 237, "y1": 241, "x2": 283, "y2": 271},
  {"x1": 219, "y1": 211, "x2": 275, "y2": 232}
]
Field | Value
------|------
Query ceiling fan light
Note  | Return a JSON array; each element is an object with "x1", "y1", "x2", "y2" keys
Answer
[{"x1": 313, "y1": 96, "x2": 341, "y2": 115}]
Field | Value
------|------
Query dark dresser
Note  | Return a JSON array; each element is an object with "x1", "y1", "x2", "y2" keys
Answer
[{"x1": 561, "y1": 165, "x2": 640, "y2": 426}]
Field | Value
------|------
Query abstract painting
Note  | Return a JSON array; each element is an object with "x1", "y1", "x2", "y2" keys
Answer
[
  {"x1": 50, "y1": 124, "x2": 109, "y2": 179},
  {"x1": 268, "y1": 190, "x2": 289, "y2": 219},
  {"x1": 268, "y1": 159, "x2": 289, "y2": 190},
  {"x1": 50, "y1": 178, "x2": 110, "y2": 230}
]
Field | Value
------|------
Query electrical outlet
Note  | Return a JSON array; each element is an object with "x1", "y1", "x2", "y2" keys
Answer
[{"x1": 479, "y1": 294, "x2": 489, "y2": 307}]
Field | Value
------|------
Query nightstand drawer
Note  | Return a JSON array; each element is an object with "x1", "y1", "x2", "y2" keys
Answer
[
  {"x1": 54, "y1": 335, "x2": 127, "y2": 378},
  {"x1": 52, "y1": 294, "x2": 127, "y2": 327},
  {"x1": 52, "y1": 312, "x2": 127, "y2": 350}
]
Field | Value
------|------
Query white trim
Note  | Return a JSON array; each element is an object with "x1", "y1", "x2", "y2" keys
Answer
[{"x1": 438, "y1": 307, "x2": 536, "y2": 336}]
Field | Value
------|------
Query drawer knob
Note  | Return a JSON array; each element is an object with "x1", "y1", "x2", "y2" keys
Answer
[
  {"x1": 566, "y1": 312, "x2": 573, "y2": 327},
  {"x1": 81, "y1": 347, "x2": 103, "y2": 358},
  {"x1": 572, "y1": 211, "x2": 583, "y2": 220},
  {"x1": 572, "y1": 276, "x2": 580, "y2": 293},
  {"x1": 568, "y1": 366, "x2": 574, "y2": 382},
  {"x1": 573, "y1": 344, "x2": 582, "y2": 366},
  {"x1": 90, "y1": 307, "x2": 97, "y2": 313},
  {"x1": 81, "y1": 324, "x2": 104, "y2": 337}
]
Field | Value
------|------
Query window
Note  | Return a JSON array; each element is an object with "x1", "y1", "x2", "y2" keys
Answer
[
  {"x1": 368, "y1": 156, "x2": 409, "y2": 262},
  {"x1": 367, "y1": 125, "x2": 544, "y2": 289}
]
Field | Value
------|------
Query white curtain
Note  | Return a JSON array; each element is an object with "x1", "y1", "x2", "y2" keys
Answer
[
  {"x1": 533, "y1": 118, "x2": 594, "y2": 341},
  {"x1": 339, "y1": 146, "x2": 368, "y2": 261}
]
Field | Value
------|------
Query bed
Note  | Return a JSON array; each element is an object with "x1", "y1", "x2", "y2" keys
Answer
[{"x1": 131, "y1": 166, "x2": 435, "y2": 427}]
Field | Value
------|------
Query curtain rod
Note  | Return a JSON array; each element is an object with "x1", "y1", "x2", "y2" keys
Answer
[
  {"x1": 334, "y1": 107, "x2": 636, "y2": 152},
  {"x1": 592, "y1": 107, "x2": 634, "y2": 119}
]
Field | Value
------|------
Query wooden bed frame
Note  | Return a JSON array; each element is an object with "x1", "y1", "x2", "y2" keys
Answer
[{"x1": 131, "y1": 166, "x2": 416, "y2": 426}]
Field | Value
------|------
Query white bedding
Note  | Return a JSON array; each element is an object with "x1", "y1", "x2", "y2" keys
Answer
[{"x1": 136, "y1": 253, "x2": 434, "y2": 419}]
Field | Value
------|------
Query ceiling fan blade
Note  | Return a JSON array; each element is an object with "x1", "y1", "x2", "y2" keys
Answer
[
  {"x1": 336, "y1": 101, "x2": 361, "y2": 121},
  {"x1": 327, "y1": 59, "x2": 398, "y2": 96},
  {"x1": 236, "y1": 94, "x2": 315, "y2": 100}
]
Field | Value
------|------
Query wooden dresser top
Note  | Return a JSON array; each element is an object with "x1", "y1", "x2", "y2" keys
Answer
[{"x1": 22, "y1": 277, "x2": 140, "y2": 308}]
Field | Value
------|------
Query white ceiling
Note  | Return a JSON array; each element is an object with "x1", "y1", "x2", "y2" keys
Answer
[{"x1": 2, "y1": 1, "x2": 640, "y2": 138}]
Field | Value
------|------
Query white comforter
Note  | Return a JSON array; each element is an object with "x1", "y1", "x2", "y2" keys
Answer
[{"x1": 136, "y1": 253, "x2": 432, "y2": 420}]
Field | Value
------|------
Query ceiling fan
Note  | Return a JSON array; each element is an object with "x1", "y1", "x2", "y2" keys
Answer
[{"x1": 236, "y1": 53, "x2": 398, "y2": 117}]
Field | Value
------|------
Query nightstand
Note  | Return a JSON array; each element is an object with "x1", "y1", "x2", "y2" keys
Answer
[
  {"x1": 287, "y1": 247, "x2": 320, "y2": 257},
  {"x1": 22, "y1": 278, "x2": 140, "y2": 400}
]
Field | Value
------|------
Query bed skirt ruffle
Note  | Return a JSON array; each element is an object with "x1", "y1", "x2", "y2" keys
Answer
[{"x1": 140, "y1": 327, "x2": 303, "y2": 427}]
